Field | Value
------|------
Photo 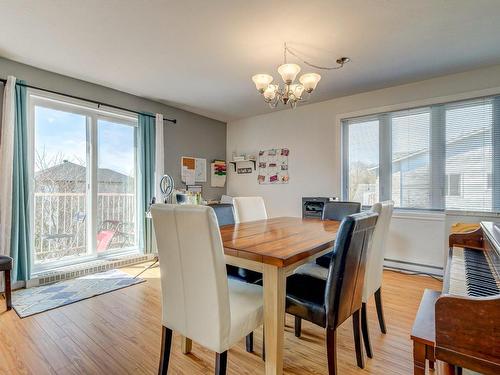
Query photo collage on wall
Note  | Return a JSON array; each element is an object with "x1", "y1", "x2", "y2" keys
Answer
[{"x1": 258, "y1": 148, "x2": 289, "y2": 184}]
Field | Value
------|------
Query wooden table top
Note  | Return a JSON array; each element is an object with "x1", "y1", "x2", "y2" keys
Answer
[{"x1": 220, "y1": 217, "x2": 340, "y2": 267}]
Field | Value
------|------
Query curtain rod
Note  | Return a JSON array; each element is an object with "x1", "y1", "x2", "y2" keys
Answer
[{"x1": 0, "y1": 78, "x2": 177, "y2": 124}]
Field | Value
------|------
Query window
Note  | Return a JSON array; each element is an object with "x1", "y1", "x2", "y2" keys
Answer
[
  {"x1": 346, "y1": 118, "x2": 379, "y2": 206},
  {"x1": 391, "y1": 109, "x2": 431, "y2": 209},
  {"x1": 445, "y1": 99, "x2": 493, "y2": 211},
  {"x1": 445, "y1": 174, "x2": 461, "y2": 197},
  {"x1": 29, "y1": 91, "x2": 139, "y2": 269},
  {"x1": 342, "y1": 95, "x2": 500, "y2": 212}
]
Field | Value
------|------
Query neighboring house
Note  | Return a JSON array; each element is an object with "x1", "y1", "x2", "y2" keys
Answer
[
  {"x1": 364, "y1": 127, "x2": 492, "y2": 210},
  {"x1": 36, "y1": 160, "x2": 134, "y2": 193}
]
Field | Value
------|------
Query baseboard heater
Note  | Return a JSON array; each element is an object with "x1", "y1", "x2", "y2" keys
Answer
[
  {"x1": 29, "y1": 253, "x2": 156, "y2": 287},
  {"x1": 383, "y1": 258, "x2": 443, "y2": 278}
]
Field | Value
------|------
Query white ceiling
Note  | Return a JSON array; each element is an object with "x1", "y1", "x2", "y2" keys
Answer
[{"x1": 1, "y1": 1, "x2": 500, "y2": 122}]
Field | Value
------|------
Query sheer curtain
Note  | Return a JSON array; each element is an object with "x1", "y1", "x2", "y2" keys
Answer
[
  {"x1": 0, "y1": 76, "x2": 16, "y2": 289},
  {"x1": 155, "y1": 113, "x2": 164, "y2": 200}
]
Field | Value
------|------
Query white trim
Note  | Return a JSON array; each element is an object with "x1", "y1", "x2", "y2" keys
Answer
[
  {"x1": 392, "y1": 210, "x2": 445, "y2": 222},
  {"x1": 335, "y1": 86, "x2": 500, "y2": 124},
  {"x1": 445, "y1": 210, "x2": 500, "y2": 218},
  {"x1": 32, "y1": 247, "x2": 141, "y2": 274},
  {"x1": 29, "y1": 89, "x2": 138, "y2": 124},
  {"x1": 384, "y1": 259, "x2": 443, "y2": 277}
]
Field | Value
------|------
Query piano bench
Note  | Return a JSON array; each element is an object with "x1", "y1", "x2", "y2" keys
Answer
[{"x1": 411, "y1": 289, "x2": 440, "y2": 375}]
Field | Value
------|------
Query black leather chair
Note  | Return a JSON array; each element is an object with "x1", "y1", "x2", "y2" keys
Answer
[
  {"x1": 0, "y1": 255, "x2": 12, "y2": 311},
  {"x1": 208, "y1": 203, "x2": 262, "y2": 284},
  {"x1": 208, "y1": 203, "x2": 235, "y2": 226},
  {"x1": 286, "y1": 211, "x2": 378, "y2": 375},
  {"x1": 315, "y1": 201, "x2": 361, "y2": 268}
]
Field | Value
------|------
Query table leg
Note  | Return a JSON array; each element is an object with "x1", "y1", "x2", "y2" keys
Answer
[
  {"x1": 413, "y1": 341, "x2": 426, "y2": 375},
  {"x1": 263, "y1": 264, "x2": 286, "y2": 375},
  {"x1": 181, "y1": 336, "x2": 192, "y2": 354}
]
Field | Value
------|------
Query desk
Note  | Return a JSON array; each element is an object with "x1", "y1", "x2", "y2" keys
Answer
[{"x1": 222, "y1": 217, "x2": 340, "y2": 375}]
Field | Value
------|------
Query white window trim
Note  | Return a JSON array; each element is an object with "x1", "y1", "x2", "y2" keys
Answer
[
  {"x1": 27, "y1": 89, "x2": 141, "y2": 273},
  {"x1": 337, "y1": 86, "x2": 500, "y2": 215}
]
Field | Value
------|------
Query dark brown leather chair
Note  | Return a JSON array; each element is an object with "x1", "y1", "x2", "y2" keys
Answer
[
  {"x1": 0, "y1": 255, "x2": 13, "y2": 310},
  {"x1": 208, "y1": 203, "x2": 262, "y2": 283},
  {"x1": 316, "y1": 201, "x2": 361, "y2": 268},
  {"x1": 286, "y1": 211, "x2": 378, "y2": 375}
]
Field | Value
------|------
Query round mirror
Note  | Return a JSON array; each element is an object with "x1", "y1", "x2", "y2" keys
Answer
[{"x1": 160, "y1": 174, "x2": 175, "y2": 202}]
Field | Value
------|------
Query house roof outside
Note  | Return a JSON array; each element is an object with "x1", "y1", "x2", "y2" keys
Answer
[{"x1": 36, "y1": 160, "x2": 132, "y2": 185}]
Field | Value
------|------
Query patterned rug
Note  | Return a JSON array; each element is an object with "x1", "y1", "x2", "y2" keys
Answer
[{"x1": 12, "y1": 269, "x2": 145, "y2": 318}]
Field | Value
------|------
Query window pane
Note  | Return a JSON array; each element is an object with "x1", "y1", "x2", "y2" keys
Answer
[
  {"x1": 348, "y1": 119, "x2": 379, "y2": 206},
  {"x1": 97, "y1": 119, "x2": 137, "y2": 252},
  {"x1": 445, "y1": 100, "x2": 493, "y2": 211},
  {"x1": 391, "y1": 110, "x2": 431, "y2": 208},
  {"x1": 34, "y1": 106, "x2": 88, "y2": 264}
]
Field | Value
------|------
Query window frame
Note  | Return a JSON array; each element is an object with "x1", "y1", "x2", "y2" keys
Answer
[
  {"x1": 340, "y1": 89, "x2": 500, "y2": 214},
  {"x1": 27, "y1": 89, "x2": 141, "y2": 273},
  {"x1": 445, "y1": 174, "x2": 462, "y2": 197}
]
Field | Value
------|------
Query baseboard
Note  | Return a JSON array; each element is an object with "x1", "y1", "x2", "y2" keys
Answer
[
  {"x1": 28, "y1": 253, "x2": 156, "y2": 287},
  {"x1": 383, "y1": 258, "x2": 444, "y2": 277}
]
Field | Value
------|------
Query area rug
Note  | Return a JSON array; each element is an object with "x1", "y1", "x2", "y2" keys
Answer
[{"x1": 12, "y1": 269, "x2": 145, "y2": 318}]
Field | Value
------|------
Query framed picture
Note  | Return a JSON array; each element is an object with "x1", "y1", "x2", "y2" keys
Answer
[{"x1": 258, "y1": 148, "x2": 289, "y2": 184}]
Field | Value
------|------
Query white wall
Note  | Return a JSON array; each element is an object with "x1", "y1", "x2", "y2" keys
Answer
[{"x1": 227, "y1": 64, "x2": 500, "y2": 274}]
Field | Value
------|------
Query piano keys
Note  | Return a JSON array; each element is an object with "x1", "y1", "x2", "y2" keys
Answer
[{"x1": 435, "y1": 221, "x2": 500, "y2": 374}]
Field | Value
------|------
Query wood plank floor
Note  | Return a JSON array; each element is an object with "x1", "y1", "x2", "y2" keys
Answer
[{"x1": 0, "y1": 263, "x2": 442, "y2": 374}]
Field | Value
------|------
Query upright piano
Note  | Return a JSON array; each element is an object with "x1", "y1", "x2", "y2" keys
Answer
[{"x1": 436, "y1": 221, "x2": 500, "y2": 374}]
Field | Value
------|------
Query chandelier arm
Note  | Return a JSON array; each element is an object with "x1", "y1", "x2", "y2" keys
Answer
[{"x1": 285, "y1": 45, "x2": 347, "y2": 70}]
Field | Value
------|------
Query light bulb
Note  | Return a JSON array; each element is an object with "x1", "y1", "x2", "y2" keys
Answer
[
  {"x1": 263, "y1": 84, "x2": 277, "y2": 101},
  {"x1": 299, "y1": 73, "x2": 321, "y2": 93},
  {"x1": 277, "y1": 63, "x2": 301, "y2": 84},
  {"x1": 252, "y1": 74, "x2": 273, "y2": 93},
  {"x1": 289, "y1": 84, "x2": 305, "y2": 99}
]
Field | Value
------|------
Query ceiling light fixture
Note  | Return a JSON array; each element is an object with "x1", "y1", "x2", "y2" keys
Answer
[{"x1": 252, "y1": 43, "x2": 350, "y2": 109}]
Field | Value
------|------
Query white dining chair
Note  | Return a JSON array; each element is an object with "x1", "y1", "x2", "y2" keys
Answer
[
  {"x1": 359, "y1": 200, "x2": 393, "y2": 358},
  {"x1": 151, "y1": 204, "x2": 264, "y2": 375},
  {"x1": 233, "y1": 196, "x2": 268, "y2": 223},
  {"x1": 293, "y1": 200, "x2": 394, "y2": 360}
]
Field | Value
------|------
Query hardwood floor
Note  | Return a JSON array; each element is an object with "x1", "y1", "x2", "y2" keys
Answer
[{"x1": 0, "y1": 263, "x2": 442, "y2": 374}]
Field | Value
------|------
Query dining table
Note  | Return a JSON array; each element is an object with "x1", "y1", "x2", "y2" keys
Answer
[{"x1": 188, "y1": 216, "x2": 340, "y2": 375}]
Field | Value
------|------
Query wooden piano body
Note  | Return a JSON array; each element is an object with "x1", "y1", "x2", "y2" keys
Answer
[{"x1": 436, "y1": 222, "x2": 500, "y2": 374}]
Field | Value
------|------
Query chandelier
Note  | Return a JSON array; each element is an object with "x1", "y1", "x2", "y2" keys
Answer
[{"x1": 252, "y1": 43, "x2": 350, "y2": 109}]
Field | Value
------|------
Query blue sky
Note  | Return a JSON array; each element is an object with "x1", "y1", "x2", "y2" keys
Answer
[{"x1": 35, "y1": 106, "x2": 135, "y2": 176}]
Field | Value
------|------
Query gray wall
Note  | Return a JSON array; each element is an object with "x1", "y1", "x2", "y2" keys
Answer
[{"x1": 0, "y1": 57, "x2": 226, "y2": 200}]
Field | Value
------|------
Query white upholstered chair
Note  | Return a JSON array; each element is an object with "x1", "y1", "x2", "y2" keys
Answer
[
  {"x1": 151, "y1": 204, "x2": 264, "y2": 375},
  {"x1": 359, "y1": 200, "x2": 393, "y2": 358},
  {"x1": 233, "y1": 196, "x2": 268, "y2": 223},
  {"x1": 292, "y1": 201, "x2": 394, "y2": 359}
]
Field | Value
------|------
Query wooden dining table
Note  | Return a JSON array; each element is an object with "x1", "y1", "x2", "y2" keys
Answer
[{"x1": 219, "y1": 216, "x2": 340, "y2": 375}]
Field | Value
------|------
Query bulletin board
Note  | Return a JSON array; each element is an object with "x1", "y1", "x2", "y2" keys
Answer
[
  {"x1": 257, "y1": 148, "x2": 289, "y2": 184},
  {"x1": 181, "y1": 156, "x2": 207, "y2": 185}
]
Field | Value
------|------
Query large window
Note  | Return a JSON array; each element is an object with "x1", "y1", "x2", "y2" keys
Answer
[
  {"x1": 343, "y1": 95, "x2": 500, "y2": 212},
  {"x1": 30, "y1": 91, "x2": 139, "y2": 269}
]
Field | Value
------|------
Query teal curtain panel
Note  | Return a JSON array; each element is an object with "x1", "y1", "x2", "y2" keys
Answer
[
  {"x1": 10, "y1": 81, "x2": 31, "y2": 282},
  {"x1": 138, "y1": 113, "x2": 156, "y2": 254}
]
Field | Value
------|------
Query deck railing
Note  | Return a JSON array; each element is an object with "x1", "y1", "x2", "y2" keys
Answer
[{"x1": 34, "y1": 192, "x2": 136, "y2": 263}]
